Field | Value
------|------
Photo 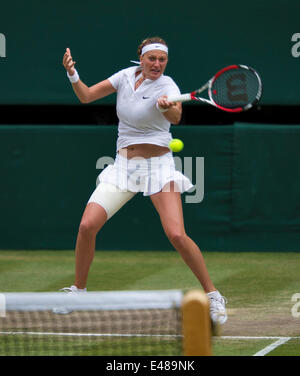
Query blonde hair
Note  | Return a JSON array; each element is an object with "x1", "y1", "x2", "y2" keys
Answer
[{"x1": 137, "y1": 36, "x2": 168, "y2": 57}]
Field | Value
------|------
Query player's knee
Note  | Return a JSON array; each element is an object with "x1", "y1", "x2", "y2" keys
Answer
[
  {"x1": 167, "y1": 230, "x2": 187, "y2": 249},
  {"x1": 78, "y1": 220, "x2": 99, "y2": 237}
]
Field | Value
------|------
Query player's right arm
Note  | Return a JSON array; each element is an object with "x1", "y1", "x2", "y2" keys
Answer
[{"x1": 62, "y1": 48, "x2": 116, "y2": 103}]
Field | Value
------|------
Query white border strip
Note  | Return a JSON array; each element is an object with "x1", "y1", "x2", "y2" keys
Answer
[
  {"x1": 253, "y1": 337, "x2": 291, "y2": 356},
  {"x1": 0, "y1": 333, "x2": 298, "y2": 355},
  {"x1": 2, "y1": 333, "x2": 298, "y2": 340},
  {"x1": 218, "y1": 336, "x2": 298, "y2": 340},
  {"x1": 216, "y1": 336, "x2": 297, "y2": 356},
  {"x1": 0, "y1": 331, "x2": 181, "y2": 338}
]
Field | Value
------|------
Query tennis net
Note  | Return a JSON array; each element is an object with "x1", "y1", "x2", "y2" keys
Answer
[
  {"x1": 0, "y1": 290, "x2": 185, "y2": 356},
  {"x1": 0, "y1": 289, "x2": 212, "y2": 356}
]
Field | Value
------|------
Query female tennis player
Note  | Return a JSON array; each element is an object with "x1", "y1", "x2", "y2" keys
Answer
[{"x1": 62, "y1": 37, "x2": 227, "y2": 324}]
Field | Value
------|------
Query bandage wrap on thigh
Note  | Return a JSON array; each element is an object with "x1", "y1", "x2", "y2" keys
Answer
[{"x1": 87, "y1": 182, "x2": 135, "y2": 220}]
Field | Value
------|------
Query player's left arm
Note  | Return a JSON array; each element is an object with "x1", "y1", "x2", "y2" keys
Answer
[{"x1": 157, "y1": 95, "x2": 182, "y2": 124}]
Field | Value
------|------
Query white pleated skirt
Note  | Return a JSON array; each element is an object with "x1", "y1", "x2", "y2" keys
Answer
[{"x1": 97, "y1": 152, "x2": 193, "y2": 196}]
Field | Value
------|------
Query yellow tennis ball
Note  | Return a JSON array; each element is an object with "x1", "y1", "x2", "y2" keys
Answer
[{"x1": 169, "y1": 138, "x2": 184, "y2": 152}]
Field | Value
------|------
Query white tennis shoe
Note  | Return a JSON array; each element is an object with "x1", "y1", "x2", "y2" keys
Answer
[
  {"x1": 52, "y1": 285, "x2": 87, "y2": 314},
  {"x1": 206, "y1": 291, "x2": 228, "y2": 325},
  {"x1": 60, "y1": 285, "x2": 87, "y2": 294}
]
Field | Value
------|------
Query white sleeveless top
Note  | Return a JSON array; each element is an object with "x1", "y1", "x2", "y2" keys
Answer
[{"x1": 108, "y1": 66, "x2": 181, "y2": 152}]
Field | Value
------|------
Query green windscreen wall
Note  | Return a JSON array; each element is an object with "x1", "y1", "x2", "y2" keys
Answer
[
  {"x1": 1, "y1": 123, "x2": 300, "y2": 252},
  {"x1": 0, "y1": 1, "x2": 299, "y2": 105}
]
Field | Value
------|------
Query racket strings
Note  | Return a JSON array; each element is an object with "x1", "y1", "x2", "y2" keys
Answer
[{"x1": 210, "y1": 68, "x2": 261, "y2": 109}]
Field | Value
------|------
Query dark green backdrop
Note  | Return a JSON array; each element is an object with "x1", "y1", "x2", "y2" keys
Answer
[
  {"x1": 1, "y1": 1, "x2": 299, "y2": 252},
  {"x1": 1, "y1": 123, "x2": 300, "y2": 252},
  {"x1": 0, "y1": 0, "x2": 299, "y2": 105}
]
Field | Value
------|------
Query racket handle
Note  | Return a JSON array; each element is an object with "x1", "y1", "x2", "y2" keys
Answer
[{"x1": 167, "y1": 93, "x2": 191, "y2": 103}]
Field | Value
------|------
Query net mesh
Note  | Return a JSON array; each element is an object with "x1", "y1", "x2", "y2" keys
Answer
[
  {"x1": 0, "y1": 290, "x2": 183, "y2": 356},
  {"x1": 210, "y1": 66, "x2": 261, "y2": 109}
]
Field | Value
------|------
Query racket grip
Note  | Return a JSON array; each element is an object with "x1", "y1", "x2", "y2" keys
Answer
[{"x1": 167, "y1": 93, "x2": 192, "y2": 103}]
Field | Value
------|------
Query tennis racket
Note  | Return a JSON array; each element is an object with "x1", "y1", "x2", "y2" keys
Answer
[{"x1": 168, "y1": 65, "x2": 262, "y2": 113}]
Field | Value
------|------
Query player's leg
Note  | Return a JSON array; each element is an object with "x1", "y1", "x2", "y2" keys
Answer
[
  {"x1": 150, "y1": 182, "x2": 227, "y2": 323},
  {"x1": 149, "y1": 182, "x2": 216, "y2": 293},
  {"x1": 74, "y1": 202, "x2": 107, "y2": 289},
  {"x1": 73, "y1": 183, "x2": 136, "y2": 289}
]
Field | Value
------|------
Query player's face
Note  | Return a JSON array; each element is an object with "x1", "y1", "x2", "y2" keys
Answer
[{"x1": 140, "y1": 51, "x2": 168, "y2": 80}]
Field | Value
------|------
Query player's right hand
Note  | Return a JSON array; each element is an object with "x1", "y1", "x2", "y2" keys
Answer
[{"x1": 62, "y1": 48, "x2": 76, "y2": 75}]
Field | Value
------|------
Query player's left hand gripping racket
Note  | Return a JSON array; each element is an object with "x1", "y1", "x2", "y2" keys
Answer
[{"x1": 168, "y1": 65, "x2": 262, "y2": 113}]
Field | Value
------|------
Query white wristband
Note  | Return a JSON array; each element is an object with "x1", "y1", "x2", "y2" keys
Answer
[
  {"x1": 156, "y1": 102, "x2": 168, "y2": 113},
  {"x1": 67, "y1": 69, "x2": 79, "y2": 84}
]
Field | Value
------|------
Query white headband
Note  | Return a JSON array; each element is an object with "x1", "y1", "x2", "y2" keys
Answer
[{"x1": 141, "y1": 43, "x2": 168, "y2": 56}]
